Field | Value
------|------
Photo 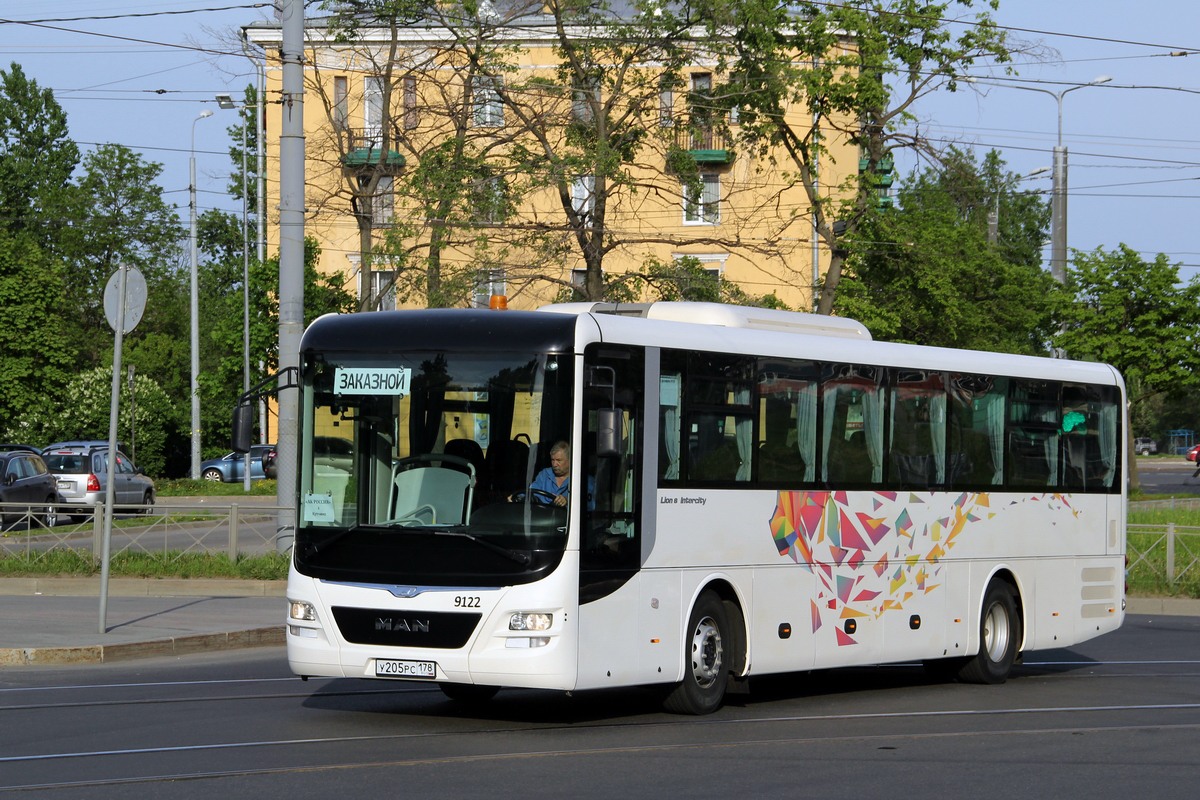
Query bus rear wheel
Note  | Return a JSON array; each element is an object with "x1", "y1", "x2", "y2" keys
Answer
[
  {"x1": 663, "y1": 591, "x2": 730, "y2": 715},
  {"x1": 958, "y1": 579, "x2": 1021, "y2": 684}
]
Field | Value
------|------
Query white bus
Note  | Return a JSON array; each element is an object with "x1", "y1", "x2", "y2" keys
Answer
[{"x1": 277, "y1": 301, "x2": 1125, "y2": 714}]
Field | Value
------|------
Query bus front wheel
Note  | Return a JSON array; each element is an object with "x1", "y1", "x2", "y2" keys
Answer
[
  {"x1": 663, "y1": 591, "x2": 730, "y2": 715},
  {"x1": 958, "y1": 580, "x2": 1021, "y2": 684}
]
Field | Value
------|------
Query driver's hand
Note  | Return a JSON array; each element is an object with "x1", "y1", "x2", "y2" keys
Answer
[{"x1": 553, "y1": 494, "x2": 566, "y2": 507}]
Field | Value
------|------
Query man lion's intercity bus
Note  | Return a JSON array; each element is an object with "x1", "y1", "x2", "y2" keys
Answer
[{"x1": 275, "y1": 302, "x2": 1125, "y2": 714}]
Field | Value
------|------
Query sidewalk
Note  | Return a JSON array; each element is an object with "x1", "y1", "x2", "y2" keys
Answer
[
  {"x1": 0, "y1": 578, "x2": 285, "y2": 667},
  {"x1": 1, "y1": 575, "x2": 1197, "y2": 668}
]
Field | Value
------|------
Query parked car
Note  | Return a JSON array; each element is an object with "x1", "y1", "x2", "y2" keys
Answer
[
  {"x1": 1187, "y1": 444, "x2": 1200, "y2": 463},
  {"x1": 0, "y1": 448, "x2": 60, "y2": 528},
  {"x1": 200, "y1": 444, "x2": 276, "y2": 482},
  {"x1": 0, "y1": 443, "x2": 41, "y2": 453},
  {"x1": 1134, "y1": 437, "x2": 1158, "y2": 456},
  {"x1": 41, "y1": 442, "x2": 155, "y2": 521},
  {"x1": 262, "y1": 445, "x2": 277, "y2": 479},
  {"x1": 262, "y1": 437, "x2": 352, "y2": 479}
]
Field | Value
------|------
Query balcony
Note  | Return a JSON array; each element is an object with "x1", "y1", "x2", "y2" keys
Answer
[
  {"x1": 340, "y1": 127, "x2": 406, "y2": 172},
  {"x1": 674, "y1": 122, "x2": 734, "y2": 166},
  {"x1": 859, "y1": 154, "x2": 894, "y2": 209}
]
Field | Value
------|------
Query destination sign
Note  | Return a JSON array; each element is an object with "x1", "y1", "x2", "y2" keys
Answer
[{"x1": 334, "y1": 367, "x2": 412, "y2": 396}]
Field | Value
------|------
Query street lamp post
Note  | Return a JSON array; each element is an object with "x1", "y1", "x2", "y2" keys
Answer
[
  {"x1": 966, "y1": 76, "x2": 1111, "y2": 282},
  {"x1": 1049, "y1": 76, "x2": 1111, "y2": 283},
  {"x1": 217, "y1": 93, "x2": 254, "y2": 491},
  {"x1": 189, "y1": 109, "x2": 213, "y2": 480},
  {"x1": 988, "y1": 166, "x2": 1051, "y2": 244}
]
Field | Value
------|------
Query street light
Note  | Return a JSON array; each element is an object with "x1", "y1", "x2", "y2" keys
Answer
[
  {"x1": 217, "y1": 93, "x2": 254, "y2": 491},
  {"x1": 965, "y1": 76, "x2": 1112, "y2": 282},
  {"x1": 190, "y1": 109, "x2": 212, "y2": 480},
  {"x1": 988, "y1": 166, "x2": 1050, "y2": 244}
]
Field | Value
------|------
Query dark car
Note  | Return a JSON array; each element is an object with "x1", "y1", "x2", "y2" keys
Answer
[
  {"x1": 0, "y1": 449, "x2": 61, "y2": 528},
  {"x1": 262, "y1": 445, "x2": 278, "y2": 479},
  {"x1": 200, "y1": 444, "x2": 275, "y2": 482},
  {"x1": 263, "y1": 437, "x2": 352, "y2": 479}
]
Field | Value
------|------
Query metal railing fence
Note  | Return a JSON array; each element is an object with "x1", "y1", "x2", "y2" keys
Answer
[
  {"x1": 0, "y1": 501, "x2": 289, "y2": 565},
  {"x1": 4, "y1": 501, "x2": 1199, "y2": 591}
]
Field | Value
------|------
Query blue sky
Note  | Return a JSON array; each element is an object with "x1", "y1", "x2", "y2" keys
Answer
[
  {"x1": 4, "y1": 1, "x2": 1200, "y2": 277},
  {"x1": 897, "y1": 1, "x2": 1200, "y2": 275}
]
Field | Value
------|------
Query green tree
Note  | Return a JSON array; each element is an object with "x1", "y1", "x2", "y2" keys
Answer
[
  {"x1": 706, "y1": 0, "x2": 1014, "y2": 314},
  {"x1": 0, "y1": 229, "x2": 74, "y2": 440},
  {"x1": 315, "y1": 1, "x2": 799, "y2": 308},
  {"x1": 0, "y1": 62, "x2": 79, "y2": 247},
  {"x1": 201, "y1": 235, "x2": 355, "y2": 449},
  {"x1": 1054, "y1": 244, "x2": 1200, "y2": 486},
  {"x1": 19, "y1": 367, "x2": 179, "y2": 476},
  {"x1": 836, "y1": 149, "x2": 1056, "y2": 352},
  {"x1": 56, "y1": 144, "x2": 185, "y2": 367}
]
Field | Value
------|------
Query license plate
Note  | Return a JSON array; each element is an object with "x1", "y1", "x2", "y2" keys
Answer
[
  {"x1": 57, "y1": 480, "x2": 72, "y2": 490},
  {"x1": 375, "y1": 658, "x2": 437, "y2": 679}
]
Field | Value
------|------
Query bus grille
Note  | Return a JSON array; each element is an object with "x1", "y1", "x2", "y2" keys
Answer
[{"x1": 332, "y1": 607, "x2": 482, "y2": 648}]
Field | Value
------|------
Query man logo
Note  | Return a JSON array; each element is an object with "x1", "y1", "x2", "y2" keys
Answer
[{"x1": 375, "y1": 617, "x2": 430, "y2": 633}]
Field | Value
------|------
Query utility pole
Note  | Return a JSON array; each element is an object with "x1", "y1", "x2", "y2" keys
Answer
[{"x1": 277, "y1": 0, "x2": 305, "y2": 544}]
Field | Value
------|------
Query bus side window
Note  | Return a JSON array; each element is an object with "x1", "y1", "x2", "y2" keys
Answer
[
  {"x1": 949, "y1": 373, "x2": 1007, "y2": 488},
  {"x1": 659, "y1": 370, "x2": 683, "y2": 482}
]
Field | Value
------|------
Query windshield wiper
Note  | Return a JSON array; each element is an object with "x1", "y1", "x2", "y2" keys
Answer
[
  {"x1": 430, "y1": 528, "x2": 531, "y2": 566},
  {"x1": 299, "y1": 527, "x2": 357, "y2": 558}
]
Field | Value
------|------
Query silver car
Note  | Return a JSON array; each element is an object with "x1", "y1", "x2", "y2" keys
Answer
[{"x1": 42, "y1": 443, "x2": 155, "y2": 520}]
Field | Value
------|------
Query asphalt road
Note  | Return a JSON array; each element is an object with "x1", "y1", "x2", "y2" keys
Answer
[
  {"x1": 2, "y1": 612, "x2": 1198, "y2": 799},
  {"x1": 1135, "y1": 457, "x2": 1200, "y2": 495}
]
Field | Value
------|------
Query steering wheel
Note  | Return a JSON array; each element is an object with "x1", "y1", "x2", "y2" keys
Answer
[{"x1": 511, "y1": 488, "x2": 560, "y2": 506}]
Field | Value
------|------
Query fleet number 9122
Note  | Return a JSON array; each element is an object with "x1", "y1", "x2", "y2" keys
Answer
[{"x1": 453, "y1": 596, "x2": 481, "y2": 608}]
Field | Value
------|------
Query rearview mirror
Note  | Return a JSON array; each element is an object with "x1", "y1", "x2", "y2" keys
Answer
[
  {"x1": 596, "y1": 408, "x2": 622, "y2": 458},
  {"x1": 231, "y1": 402, "x2": 254, "y2": 453}
]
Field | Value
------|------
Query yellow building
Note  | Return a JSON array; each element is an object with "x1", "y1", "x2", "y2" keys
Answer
[{"x1": 243, "y1": 8, "x2": 861, "y2": 312}]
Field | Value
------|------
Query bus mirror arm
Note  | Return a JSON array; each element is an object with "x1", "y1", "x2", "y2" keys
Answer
[{"x1": 231, "y1": 367, "x2": 299, "y2": 453}]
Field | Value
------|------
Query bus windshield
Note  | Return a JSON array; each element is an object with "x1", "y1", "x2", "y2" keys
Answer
[{"x1": 294, "y1": 348, "x2": 574, "y2": 586}]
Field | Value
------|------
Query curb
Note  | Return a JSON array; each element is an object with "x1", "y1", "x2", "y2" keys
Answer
[
  {"x1": 1125, "y1": 597, "x2": 1200, "y2": 616},
  {"x1": 0, "y1": 626, "x2": 284, "y2": 667}
]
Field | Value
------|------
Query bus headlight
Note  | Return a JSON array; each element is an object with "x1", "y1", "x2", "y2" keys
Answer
[
  {"x1": 289, "y1": 601, "x2": 317, "y2": 622},
  {"x1": 509, "y1": 612, "x2": 552, "y2": 632}
]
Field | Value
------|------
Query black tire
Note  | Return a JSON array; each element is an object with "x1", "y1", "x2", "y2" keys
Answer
[
  {"x1": 438, "y1": 682, "x2": 500, "y2": 703},
  {"x1": 958, "y1": 580, "x2": 1021, "y2": 684},
  {"x1": 663, "y1": 591, "x2": 730, "y2": 715},
  {"x1": 202, "y1": 468, "x2": 224, "y2": 482},
  {"x1": 141, "y1": 490, "x2": 155, "y2": 514}
]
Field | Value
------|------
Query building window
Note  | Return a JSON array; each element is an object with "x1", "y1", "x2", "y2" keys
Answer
[
  {"x1": 471, "y1": 174, "x2": 508, "y2": 224},
  {"x1": 363, "y1": 269, "x2": 396, "y2": 311},
  {"x1": 372, "y1": 176, "x2": 393, "y2": 227},
  {"x1": 333, "y1": 76, "x2": 348, "y2": 130},
  {"x1": 659, "y1": 77, "x2": 674, "y2": 127},
  {"x1": 364, "y1": 76, "x2": 383, "y2": 143},
  {"x1": 573, "y1": 78, "x2": 599, "y2": 124},
  {"x1": 571, "y1": 175, "x2": 595, "y2": 223},
  {"x1": 472, "y1": 75, "x2": 504, "y2": 128},
  {"x1": 683, "y1": 173, "x2": 720, "y2": 225},
  {"x1": 359, "y1": 175, "x2": 393, "y2": 227},
  {"x1": 403, "y1": 76, "x2": 418, "y2": 130}
]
